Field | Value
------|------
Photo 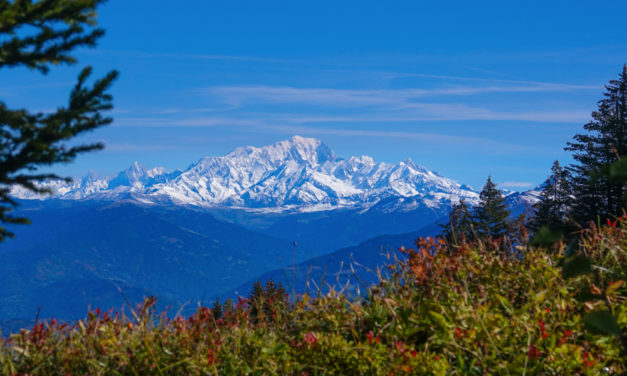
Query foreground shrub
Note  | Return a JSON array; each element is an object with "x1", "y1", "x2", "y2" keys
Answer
[{"x1": 1, "y1": 218, "x2": 625, "y2": 375}]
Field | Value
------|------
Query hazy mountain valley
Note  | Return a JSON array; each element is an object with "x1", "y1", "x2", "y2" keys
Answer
[{"x1": 0, "y1": 137, "x2": 539, "y2": 333}]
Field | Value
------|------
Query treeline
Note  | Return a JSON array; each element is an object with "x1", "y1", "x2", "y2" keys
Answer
[
  {"x1": 441, "y1": 176, "x2": 512, "y2": 245},
  {"x1": 212, "y1": 280, "x2": 289, "y2": 326},
  {"x1": 445, "y1": 65, "x2": 627, "y2": 244}
]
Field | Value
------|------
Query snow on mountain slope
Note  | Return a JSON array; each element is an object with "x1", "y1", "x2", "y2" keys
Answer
[
  {"x1": 10, "y1": 136, "x2": 483, "y2": 212},
  {"x1": 505, "y1": 189, "x2": 542, "y2": 217}
]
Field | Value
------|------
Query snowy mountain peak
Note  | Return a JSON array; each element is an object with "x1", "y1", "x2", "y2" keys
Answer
[
  {"x1": 284, "y1": 135, "x2": 322, "y2": 150},
  {"x1": 11, "y1": 136, "x2": 486, "y2": 212},
  {"x1": 107, "y1": 162, "x2": 168, "y2": 190},
  {"x1": 124, "y1": 161, "x2": 166, "y2": 178},
  {"x1": 225, "y1": 136, "x2": 336, "y2": 168},
  {"x1": 82, "y1": 170, "x2": 101, "y2": 182}
]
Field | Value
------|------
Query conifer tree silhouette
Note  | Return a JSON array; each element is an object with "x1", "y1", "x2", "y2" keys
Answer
[{"x1": 0, "y1": 0, "x2": 118, "y2": 241}]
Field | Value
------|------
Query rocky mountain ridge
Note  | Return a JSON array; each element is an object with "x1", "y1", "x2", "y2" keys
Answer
[{"x1": 11, "y1": 136, "x2": 537, "y2": 212}]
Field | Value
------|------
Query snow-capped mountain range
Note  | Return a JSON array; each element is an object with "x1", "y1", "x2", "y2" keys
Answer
[{"x1": 11, "y1": 136, "x2": 535, "y2": 212}]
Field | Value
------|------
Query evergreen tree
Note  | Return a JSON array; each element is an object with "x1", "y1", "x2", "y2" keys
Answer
[
  {"x1": 264, "y1": 280, "x2": 288, "y2": 322},
  {"x1": 247, "y1": 280, "x2": 288, "y2": 325},
  {"x1": 212, "y1": 297, "x2": 223, "y2": 320},
  {"x1": 275, "y1": 282, "x2": 287, "y2": 302},
  {"x1": 0, "y1": 0, "x2": 118, "y2": 241},
  {"x1": 530, "y1": 160, "x2": 571, "y2": 233},
  {"x1": 248, "y1": 280, "x2": 266, "y2": 324},
  {"x1": 474, "y1": 176, "x2": 510, "y2": 239},
  {"x1": 441, "y1": 199, "x2": 475, "y2": 245},
  {"x1": 263, "y1": 280, "x2": 277, "y2": 319},
  {"x1": 565, "y1": 65, "x2": 627, "y2": 224}
]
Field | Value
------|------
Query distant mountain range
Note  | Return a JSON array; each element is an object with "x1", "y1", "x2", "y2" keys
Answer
[
  {"x1": 0, "y1": 202, "x2": 312, "y2": 329},
  {"x1": 1, "y1": 136, "x2": 541, "y2": 333},
  {"x1": 11, "y1": 136, "x2": 485, "y2": 212}
]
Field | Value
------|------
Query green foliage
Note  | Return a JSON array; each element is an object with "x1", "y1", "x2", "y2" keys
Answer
[
  {"x1": 530, "y1": 226, "x2": 563, "y2": 248},
  {"x1": 473, "y1": 176, "x2": 510, "y2": 240},
  {"x1": 527, "y1": 65, "x2": 627, "y2": 238},
  {"x1": 561, "y1": 253, "x2": 592, "y2": 279},
  {"x1": 607, "y1": 157, "x2": 627, "y2": 182},
  {"x1": 0, "y1": 0, "x2": 117, "y2": 241},
  {"x1": 592, "y1": 156, "x2": 627, "y2": 185},
  {"x1": 592, "y1": 156, "x2": 627, "y2": 214},
  {"x1": 441, "y1": 198, "x2": 475, "y2": 245},
  {"x1": 1, "y1": 219, "x2": 625, "y2": 375},
  {"x1": 441, "y1": 176, "x2": 513, "y2": 246},
  {"x1": 583, "y1": 310, "x2": 621, "y2": 337},
  {"x1": 248, "y1": 279, "x2": 288, "y2": 326},
  {"x1": 565, "y1": 65, "x2": 627, "y2": 225},
  {"x1": 530, "y1": 160, "x2": 572, "y2": 234},
  {"x1": 558, "y1": 217, "x2": 627, "y2": 350},
  {"x1": 212, "y1": 298, "x2": 223, "y2": 320}
]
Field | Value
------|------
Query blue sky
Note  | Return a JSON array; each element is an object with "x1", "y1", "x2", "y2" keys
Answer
[{"x1": 2, "y1": 0, "x2": 626, "y2": 190}]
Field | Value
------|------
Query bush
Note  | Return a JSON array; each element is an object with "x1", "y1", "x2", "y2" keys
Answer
[{"x1": 1, "y1": 218, "x2": 625, "y2": 375}]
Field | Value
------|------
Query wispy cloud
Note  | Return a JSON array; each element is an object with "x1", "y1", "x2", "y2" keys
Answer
[
  {"x1": 151, "y1": 107, "x2": 220, "y2": 115},
  {"x1": 80, "y1": 49, "x2": 282, "y2": 63},
  {"x1": 112, "y1": 116, "x2": 260, "y2": 127},
  {"x1": 500, "y1": 181, "x2": 535, "y2": 188},
  {"x1": 209, "y1": 86, "x2": 411, "y2": 108},
  {"x1": 202, "y1": 84, "x2": 595, "y2": 123},
  {"x1": 281, "y1": 107, "x2": 590, "y2": 123},
  {"x1": 109, "y1": 113, "x2": 526, "y2": 152},
  {"x1": 113, "y1": 103, "x2": 589, "y2": 129},
  {"x1": 277, "y1": 125, "x2": 507, "y2": 145},
  {"x1": 104, "y1": 142, "x2": 178, "y2": 152},
  {"x1": 257, "y1": 124, "x2": 530, "y2": 153},
  {"x1": 207, "y1": 83, "x2": 598, "y2": 109},
  {"x1": 306, "y1": 66, "x2": 603, "y2": 87}
]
